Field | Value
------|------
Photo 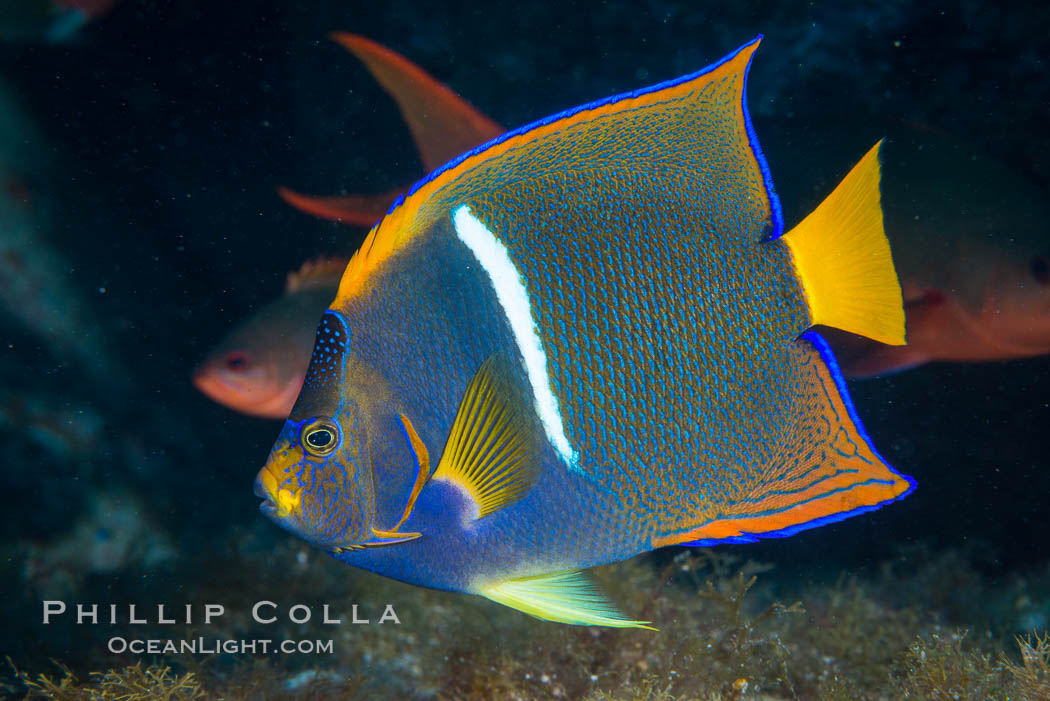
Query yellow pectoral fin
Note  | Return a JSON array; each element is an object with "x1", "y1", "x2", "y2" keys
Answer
[
  {"x1": 432, "y1": 354, "x2": 539, "y2": 520},
  {"x1": 783, "y1": 140, "x2": 906, "y2": 347},
  {"x1": 480, "y1": 570, "x2": 655, "y2": 629}
]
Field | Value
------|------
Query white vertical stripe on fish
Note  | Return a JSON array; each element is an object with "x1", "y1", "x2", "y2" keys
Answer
[{"x1": 452, "y1": 205, "x2": 579, "y2": 469}]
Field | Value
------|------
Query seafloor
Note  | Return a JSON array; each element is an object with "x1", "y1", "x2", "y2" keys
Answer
[
  {"x1": 2, "y1": 1, "x2": 1049, "y2": 699},
  {"x1": 9, "y1": 542, "x2": 1050, "y2": 699}
]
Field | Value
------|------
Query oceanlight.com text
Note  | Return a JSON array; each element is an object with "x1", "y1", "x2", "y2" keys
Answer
[{"x1": 107, "y1": 637, "x2": 335, "y2": 655}]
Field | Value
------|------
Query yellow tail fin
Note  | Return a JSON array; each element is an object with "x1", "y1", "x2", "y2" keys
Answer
[{"x1": 783, "y1": 141, "x2": 906, "y2": 346}]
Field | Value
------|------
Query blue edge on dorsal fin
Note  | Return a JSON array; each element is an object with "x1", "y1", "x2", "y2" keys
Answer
[
  {"x1": 683, "y1": 331, "x2": 918, "y2": 547},
  {"x1": 376, "y1": 35, "x2": 785, "y2": 244}
]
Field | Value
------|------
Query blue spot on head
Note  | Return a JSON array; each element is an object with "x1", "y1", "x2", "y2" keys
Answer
[{"x1": 303, "y1": 311, "x2": 351, "y2": 391}]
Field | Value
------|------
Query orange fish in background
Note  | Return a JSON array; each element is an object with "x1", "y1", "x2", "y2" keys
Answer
[
  {"x1": 197, "y1": 35, "x2": 503, "y2": 419},
  {"x1": 845, "y1": 133, "x2": 1050, "y2": 376},
  {"x1": 193, "y1": 259, "x2": 347, "y2": 419},
  {"x1": 762, "y1": 125, "x2": 1050, "y2": 377}
]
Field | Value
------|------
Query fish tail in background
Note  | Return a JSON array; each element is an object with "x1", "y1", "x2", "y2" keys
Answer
[
  {"x1": 840, "y1": 343, "x2": 929, "y2": 378},
  {"x1": 280, "y1": 34, "x2": 505, "y2": 226},
  {"x1": 329, "y1": 32, "x2": 505, "y2": 172},
  {"x1": 284, "y1": 256, "x2": 350, "y2": 293},
  {"x1": 822, "y1": 328, "x2": 930, "y2": 378},
  {"x1": 277, "y1": 186, "x2": 400, "y2": 227},
  {"x1": 781, "y1": 140, "x2": 906, "y2": 347}
]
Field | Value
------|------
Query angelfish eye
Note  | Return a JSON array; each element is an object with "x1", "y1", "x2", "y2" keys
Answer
[{"x1": 300, "y1": 418, "x2": 339, "y2": 457}]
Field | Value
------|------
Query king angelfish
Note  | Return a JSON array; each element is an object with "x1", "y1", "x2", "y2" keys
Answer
[{"x1": 254, "y1": 37, "x2": 915, "y2": 628}]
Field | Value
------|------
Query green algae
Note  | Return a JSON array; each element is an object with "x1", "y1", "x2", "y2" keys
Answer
[
  {"x1": 12, "y1": 660, "x2": 206, "y2": 701},
  {"x1": 890, "y1": 631, "x2": 1013, "y2": 700},
  {"x1": 1004, "y1": 632, "x2": 1050, "y2": 701}
]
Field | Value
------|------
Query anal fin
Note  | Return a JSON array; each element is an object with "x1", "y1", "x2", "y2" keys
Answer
[
  {"x1": 655, "y1": 332, "x2": 915, "y2": 548},
  {"x1": 480, "y1": 570, "x2": 654, "y2": 629}
]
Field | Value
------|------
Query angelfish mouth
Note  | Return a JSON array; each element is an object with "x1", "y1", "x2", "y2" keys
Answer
[
  {"x1": 255, "y1": 463, "x2": 303, "y2": 519},
  {"x1": 253, "y1": 475, "x2": 277, "y2": 516}
]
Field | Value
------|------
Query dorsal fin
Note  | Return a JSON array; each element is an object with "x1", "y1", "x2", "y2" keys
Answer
[
  {"x1": 285, "y1": 257, "x2": 350, "y2": 294},
  {"x1": 330, "y1": 33, "x2": 504, "y2": 172},
  {"x1": 334, "y1": 37, "x2": 766, "y2": 306}
]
